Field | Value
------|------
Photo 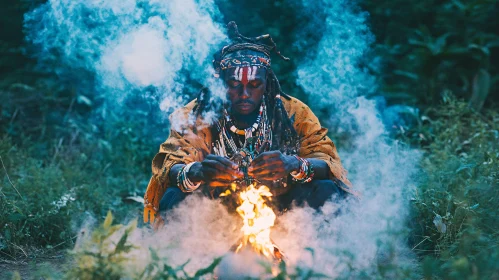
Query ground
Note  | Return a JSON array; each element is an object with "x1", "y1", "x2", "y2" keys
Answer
[{"x1": 0, "y1": 252, "x2": 66, "y2": 279}]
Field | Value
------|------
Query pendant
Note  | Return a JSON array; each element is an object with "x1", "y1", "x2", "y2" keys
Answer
[{"x1": 245, "y1": 128, "x2": 253, "y2": 139}]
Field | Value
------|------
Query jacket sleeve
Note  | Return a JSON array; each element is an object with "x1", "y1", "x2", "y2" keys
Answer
[
  {"x1": 290, "y1": 100, "x2": 358, "y2": 195},
  {"x1": 144, "y1": 101, "x2": 211, "y2": 223}
]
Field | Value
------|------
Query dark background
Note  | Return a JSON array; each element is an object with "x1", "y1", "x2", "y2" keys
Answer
[{"x1": 1, "y1": 0, "x2": 498, "y2": 278}]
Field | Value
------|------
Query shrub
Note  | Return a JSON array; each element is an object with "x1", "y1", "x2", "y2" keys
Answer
[
  {"x1": 408, "y1": 95, "x2": 499, "y2": 279},
  {"x1": 0, "y1": 114, "x2": 154, "y2": 258}
]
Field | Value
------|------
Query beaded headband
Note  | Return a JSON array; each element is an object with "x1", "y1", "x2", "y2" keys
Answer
[
  {"x1": 212, "y1": 21, "x2": 289, "y2": 78},
  {"x1": 219, "y1": 55, "x2": 271, "y2": 71}
]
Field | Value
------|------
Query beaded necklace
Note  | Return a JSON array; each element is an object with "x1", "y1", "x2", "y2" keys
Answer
[
  {"x1": 225, "y1": 103, "x2": 264, "y2": 136},
  {"x1": 213, "y1": 102, "x2": 271, "y2": 159}
]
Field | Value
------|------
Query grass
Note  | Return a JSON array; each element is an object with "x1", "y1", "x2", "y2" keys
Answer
[
  {"x1": 407, "y1": 94, "x2": 499, "y2": 279},
  {"x1": 1, "y1": 96, "x2": 498, "y2": 279},
  {"x1": 0, "y1": 118, "x2": 153, "y2": 259}
]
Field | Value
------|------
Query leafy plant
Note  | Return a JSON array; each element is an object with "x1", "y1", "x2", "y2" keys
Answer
[
  {"x1": 1, "y1": 0, "x2": 499, "y2": 278},
  {"x1": 140, "y1": 249, "x2": 222, "y2": 280},
  {"x1": 63, "y1": 212, "x2": 223, "y2": 279},
  {"x1": 364, "y1": 0, "x2": 499, "y2": 107},
  {"x1": 408, "y1": 95, "x2": 499, "y2": 279},
  {"x1": 66, "y1": 211, "x2": 137, "y2": 279}
]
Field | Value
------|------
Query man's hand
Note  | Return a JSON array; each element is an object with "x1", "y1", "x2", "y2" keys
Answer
[
  {"x1": 189, "y1": 155, "x2": 243, "y2": 188},
  {"x1": 248, "y1": 151, "x2": 300, "y2": 181}
]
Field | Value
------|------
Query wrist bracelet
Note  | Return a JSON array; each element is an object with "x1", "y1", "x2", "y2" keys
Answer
[
  {"x1": 290, "y1": 156, "x2": 315, "y2": 183},
  {"x1": 176, "y1": 165, "x2": 185, "y2": 190},
  {"x1": 290, "y1": 155, "x2": 306, "y2": 179},
  {"x1": 180, "y1": 162, "x2": 201, "y2": 192}
]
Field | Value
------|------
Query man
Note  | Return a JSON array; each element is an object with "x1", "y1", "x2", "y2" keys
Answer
[{"x1": 144, "y1": 22, "x2": 356, "y2": 224}]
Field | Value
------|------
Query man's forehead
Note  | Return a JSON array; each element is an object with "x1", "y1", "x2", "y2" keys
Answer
[{"x1": 227, "y1": 66, "x2": 266, "y2": 81}]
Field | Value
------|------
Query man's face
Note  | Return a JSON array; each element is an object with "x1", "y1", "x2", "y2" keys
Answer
[{"x1": 224, "y1": 66, "x2": 267, "y2": 115}]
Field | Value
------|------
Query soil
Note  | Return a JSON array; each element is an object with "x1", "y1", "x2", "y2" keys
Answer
[{"x1": 0, "y1": 252, "x2": 67, "y2": 279}]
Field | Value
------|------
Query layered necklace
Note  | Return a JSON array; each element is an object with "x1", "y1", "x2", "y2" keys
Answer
[
  {"x1": 226, "y1": 104, "x2": 263, "y2": 137},
  {"x1": 213, "y1": 102, "x2": 272, "y2": 159}
]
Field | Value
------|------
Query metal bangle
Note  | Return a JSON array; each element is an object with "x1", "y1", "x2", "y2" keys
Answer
[{"x1": 182, "y1": 162, "x2": 201, "y2": 192}]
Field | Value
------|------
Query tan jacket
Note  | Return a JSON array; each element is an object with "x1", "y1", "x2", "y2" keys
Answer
[{"x1": 143, "y1": 96, "x2": 355, "y2": 223}]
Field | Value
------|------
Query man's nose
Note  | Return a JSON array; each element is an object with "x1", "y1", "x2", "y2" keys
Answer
[{"x1": 239, "y1": 85, "x2": 251, "y2": 99}]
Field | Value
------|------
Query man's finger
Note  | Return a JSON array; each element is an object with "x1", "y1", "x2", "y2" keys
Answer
[
  {"x1": 214, "y1": 156, "x2": 239, "y2": 169},
  {"x1": 207, "y1": 154, "x2": 238, "y2": 169},
  {"x1": 258, "y1": 171, "x2": 286, "y2": 181},
  {"x1": 208, "y1": 180, "x2": 231, "y2": 188},
  {"x1": 267, "y1": 171, "x2": 286, "y2": 180},
  {"x1": 250, "y1": 167, "x2": 285, "y2": 178},
  {"x1": 250, "y1": 172, "x2": 284, "y2": 181},
  {"x1": 202, "y1": 160, "x2": 225, "y2": 174},
  {"x1": 201, "y1": 166, "x2": 219, "y2": 179},
  {"x1": 203, "y1": 160, "x2": 235, "y2": 174},
  {"x1": 248, "y1": 164, "x2": 275, "y2": 175},
  {"x1": 253, "y1": 151, "x2": 279, "y2": 161},
  {"x1": 202, "y1": 165, "x2": 241, "y2": 181},
  {"x1": 250, "y1": 159, "x2": 285, "y2": 174},
  {"x1": 249, "y1": 159, "x2": 276, "y2": 170},
  {"x1": 249, "y1": 158, "x2": 282, "y2": 173},
  {"x1": 251, "y1": 151, "x2": 279, "y2": 166},
  {"x1": 249, "y1": 168, "x2": 285, "y2": 179},
  {"x1": 202, "y1": 159, "x2": 219, "y2": 167}
]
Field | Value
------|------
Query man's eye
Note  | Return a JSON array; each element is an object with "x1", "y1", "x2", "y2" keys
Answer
[
  {"x1": 249, "y1": 81, "x2": 262, "y2": 88},
  {"x1": 229, "y1": 81, "x2": 241, "y2": 87}
]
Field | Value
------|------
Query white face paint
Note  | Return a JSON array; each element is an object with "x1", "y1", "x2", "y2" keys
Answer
[
  {"x1": 230, "y1": 66, "x2": 261, "y2": 85},
  {"x1": 234, "y1": 66, "x2": 242, "y2": 81},
  {"x1": 249, "y1": 66, "x2": 257, "y2": 81}
]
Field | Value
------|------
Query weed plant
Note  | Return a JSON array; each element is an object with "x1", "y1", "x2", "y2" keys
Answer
[
  {"x1": 1, "y1": 0, "x2": 499, "y2": 278},
  {"x1": 0, "y1": 84, "x2": 159, "y2": 259},
  {"x1": 3, "y1": 96, "x2": 497, "y2": 279},
  {"x1": 407, "y1": 95, "x2": 499, "y2": 279}
]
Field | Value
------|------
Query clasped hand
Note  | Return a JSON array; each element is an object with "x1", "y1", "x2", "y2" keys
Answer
[{"x1": 189, "y1": 152, "x2": 299, "y2": 188}]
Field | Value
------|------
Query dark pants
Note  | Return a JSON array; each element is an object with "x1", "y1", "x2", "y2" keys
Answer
[{"x1": 159, "y1": 179, "x2": 347, "y2": 213}]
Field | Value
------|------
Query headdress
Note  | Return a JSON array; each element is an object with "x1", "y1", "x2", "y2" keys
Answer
[{"x1": 212, "y1": 21, "x2": 289, "y2": 78}]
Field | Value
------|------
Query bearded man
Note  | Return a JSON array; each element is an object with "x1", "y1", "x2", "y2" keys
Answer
[{"x1": 144, "y1": 22, "x2": 356, "y2": 224}]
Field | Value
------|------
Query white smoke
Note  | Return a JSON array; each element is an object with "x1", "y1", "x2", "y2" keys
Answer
[
  {"x1": 26, "y1": 0, "x2": 421, "y2": 277},
  {"x1": 272, "y1": 0, "x2": 421, "y2": 277},
  {"x1": 25, "y1": 0, "x2": 227, "y2": 112},
  {"x1": 130, "y1": 195, "x2": 241, "y2": 273}
]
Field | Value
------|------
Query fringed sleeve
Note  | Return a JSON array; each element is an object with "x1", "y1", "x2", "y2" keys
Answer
[
  {"x1": 283, "y1": 97, "x2": 359, "y2": 197},
  {"x1": 144, "y1": 100, "x2": 212, "y2": 223}
]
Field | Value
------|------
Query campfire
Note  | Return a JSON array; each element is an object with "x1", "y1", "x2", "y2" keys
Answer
[{"x1": 224, "y1": 183, "x2": 285, "y2": 262}]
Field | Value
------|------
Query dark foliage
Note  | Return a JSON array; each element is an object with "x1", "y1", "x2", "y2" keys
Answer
[{"x1": 0, "y1": 0, "x2": 498, "y2": 278}]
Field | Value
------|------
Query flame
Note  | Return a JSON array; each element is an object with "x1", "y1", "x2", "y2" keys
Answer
[{"x1": 234, "y1": 183, "x2": 277, "y2": 258}]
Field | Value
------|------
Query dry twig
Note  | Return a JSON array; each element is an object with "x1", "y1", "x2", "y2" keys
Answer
[
  {"x1": 8, "y1": 242, "x2": 28, "y2": 259},
  {"x1": 0, "y1": 156, "x2": 22, "y2": 199}
]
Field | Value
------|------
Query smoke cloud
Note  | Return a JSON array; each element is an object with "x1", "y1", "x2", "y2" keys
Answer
[
  {"x1": 25, "y1": 0, "x2": 227, "y2": 112},
  {"x1": 25, "y1": 0, "x2": 421, "y2": 277},
  {"x1": 276, "y1": 0, "x2": 421, "y2": 276}
]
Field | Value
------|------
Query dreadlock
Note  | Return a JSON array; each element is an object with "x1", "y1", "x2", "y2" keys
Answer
[
  {"x1": 195, "y1": 21, "x2": 299, "y2": 154},
  {"x1": 264, "y1": 68, "x2": 299, "y2": 153}
]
